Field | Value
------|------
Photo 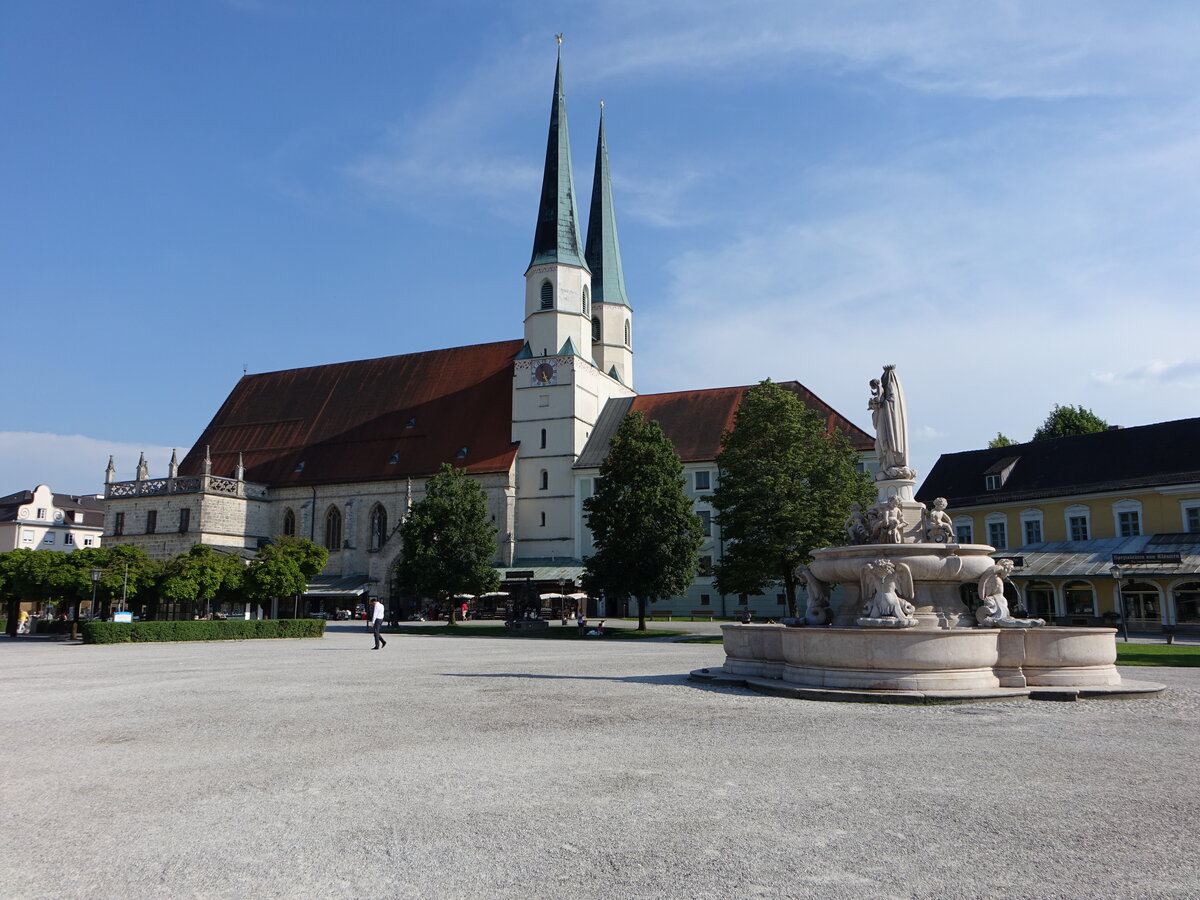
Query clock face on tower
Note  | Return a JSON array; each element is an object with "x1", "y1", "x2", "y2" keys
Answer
[{"x1": 532, "y1": 361, "x2": 557, "y2": 386}]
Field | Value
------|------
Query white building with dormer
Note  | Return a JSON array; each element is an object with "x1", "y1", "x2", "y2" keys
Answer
[{"x1": 101, "y1": 51, "x2": 871, "y2": 618}]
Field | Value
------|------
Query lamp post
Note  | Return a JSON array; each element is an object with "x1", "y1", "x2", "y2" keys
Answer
[{"x1": 1109, "y1": 565, "x2": 1130, "y2": 643}]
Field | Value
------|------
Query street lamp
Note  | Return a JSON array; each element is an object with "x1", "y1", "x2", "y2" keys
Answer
[{"x1": 1108, "y1": 565, "x2": 1130, "y2": 643}]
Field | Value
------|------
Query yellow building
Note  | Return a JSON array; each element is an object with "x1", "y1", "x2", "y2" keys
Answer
[{"x1": 917, "y1": 418, "x2": 1200, "y2": 634}]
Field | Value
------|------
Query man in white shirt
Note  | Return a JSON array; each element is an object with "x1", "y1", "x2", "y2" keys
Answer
[{"x1": 370, "y1": 598, "x2": 387, "y2": 650}]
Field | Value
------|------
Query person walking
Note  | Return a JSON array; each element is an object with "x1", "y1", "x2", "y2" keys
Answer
[{"x1": 370, "y1": 598, "x2": 387, "y2": 650}]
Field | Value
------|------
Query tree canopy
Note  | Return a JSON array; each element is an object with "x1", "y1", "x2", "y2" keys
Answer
[
  {"x1": 160, "y1": 545, "x2": 246, "y2": 614},
  {"x1": 1031, "y1": 404, "x2": 1109, "y2": 441},
  {"x1": 393, "y1": 463, "x2": 500, "y2": 624},
  {"x1": 988, "y1": 432, "x2": 1016, "y2": 448},
  {"x1": 582, "y1": 411, "x2": 703, "y2": 629},
  {"x1": 710, "y1": 380, "x2": 875, "y2": 617}
]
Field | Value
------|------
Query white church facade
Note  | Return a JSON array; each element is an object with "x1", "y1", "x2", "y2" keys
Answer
[{"x1": 102, "y1": 53, "x2": 873, "y2": 617}]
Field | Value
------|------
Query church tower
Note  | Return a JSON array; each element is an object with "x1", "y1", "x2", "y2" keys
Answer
[
  {"x1": 512, "y1": 46, "x2": 634, "y2": 564},
  {"x1": 585, "y1": 105, "x2": 634, "y2": 388}
]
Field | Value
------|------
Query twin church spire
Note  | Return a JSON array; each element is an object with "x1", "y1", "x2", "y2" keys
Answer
[{"x1": 527, "y1": 48, "x2": 629, "y2": 309}]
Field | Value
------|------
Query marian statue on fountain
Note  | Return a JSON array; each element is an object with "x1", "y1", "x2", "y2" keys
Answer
[{"x1": 868, "y1": 366, "x2": 917, "y2": 482}]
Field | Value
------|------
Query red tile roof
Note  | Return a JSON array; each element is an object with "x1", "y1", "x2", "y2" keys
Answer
[
  {"x1": 629, "y1": 381, "x2": 872, "y2": 463},
  {"x1": 179, "y1": 340, "x2": 524, "y2": 486}
]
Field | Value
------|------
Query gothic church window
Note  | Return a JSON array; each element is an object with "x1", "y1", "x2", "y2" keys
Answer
[
  {"x1": 324, "y1": 506, "x2": 343, "y2": 551},
  {"x1": 180, "y1": 508, "x2": 191, "y2": 533},
  {"x1": 624, "y1": 319, "x2": 631, "y2": 347},
  {"x1": 591, "y1": 316, "x2": 601, "y2": 342},
  {"x1": 540, "y1": 428, "x2": 547, "y2": 449},
  {"x1": 282, "y1": 508, "x2": 295, "y2": 536},
  {"x1": 146, "y1": 510, "x2": 157, "y2": 534},
  {"x1": 582, "y1": 285, "x2": 590, "y2": 316},
  {"x1": 369, "y1": 504, "x2": 388, "y2": 550},
  {"x1": 540, "y1": 280, "x2": 553, "y2": 310}
]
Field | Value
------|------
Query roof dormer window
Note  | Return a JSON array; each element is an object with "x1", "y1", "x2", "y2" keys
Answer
[
  {"x1": 984, "y1": 474, "x2": 1000, "y2": 491},
  {"x1": 983, "y1": 456, "x2": 1019, "y2": 492}
]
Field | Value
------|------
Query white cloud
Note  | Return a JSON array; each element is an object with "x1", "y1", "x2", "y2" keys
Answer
[{"x1": 0, "y1": 433, "x2": 182, "y2": 498}]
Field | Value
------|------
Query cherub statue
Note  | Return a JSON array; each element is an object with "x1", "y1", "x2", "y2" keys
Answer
[
  {"x1": 844, "y1": 504, "x2": 869, "y2": 545},
  {"x1": 858, "y1": 559, "x2": 918, "y2": 627},
  {"x1": 872, "y1": 496, "x2": 906, "y2": 545},
  {"x1": 976, "y1": 558, "x2": 1044, "y2": 628},
  {"x1": 795, "y1": 565, "x2": 832, "y2": 626},
  {"x1": 922, "y1": 497, "x2": 954, "y2": 544}
]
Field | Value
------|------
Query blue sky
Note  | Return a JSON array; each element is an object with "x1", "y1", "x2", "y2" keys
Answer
[{"x1": 3, "y1": 0, "x2": 1198, "y2": 496}]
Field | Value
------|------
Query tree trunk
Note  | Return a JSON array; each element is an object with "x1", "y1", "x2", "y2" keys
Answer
[
  {"x1": 5, "y1": 599, "x2": 18, "y2": 637},
  {"x1": 783, "y1": 568, "x2": 798, "y2": 618},
  {"x1": 636, "y1": 596, "x2": 646, "y2": 631}
]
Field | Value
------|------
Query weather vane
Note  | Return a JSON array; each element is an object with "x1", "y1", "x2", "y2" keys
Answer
[
  {"x1": 600, "y1": 99, "x2": 605, "y2": 109},
  {"x1": 554, "y1": 33, "x2": 563, "y2": 45}
]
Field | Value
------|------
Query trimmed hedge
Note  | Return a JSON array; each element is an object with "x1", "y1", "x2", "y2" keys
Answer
[{"x1": 82, "y1": 618, "x2": 327, "y2": 644}]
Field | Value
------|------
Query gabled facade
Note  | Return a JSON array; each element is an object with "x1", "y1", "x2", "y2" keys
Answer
[
  {"x1": 917, "y1": 418, "x2": 1200, "y2": 633},
  {"x1": 0, "y1": 484, "x2": 104, "y2": 552}
]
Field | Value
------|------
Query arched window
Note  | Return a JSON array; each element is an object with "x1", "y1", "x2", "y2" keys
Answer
[
  {"x1": 624, "y1": 319, "x2": 631, "y2": 347},
  {"x1": 591, "y1": 316, "x2": 601, "y2": 342},
  {"x1": 1119, "y1": 581, "x2": 1160, "y2": 624},
  {"x1": 324, "y1": 506, "x2": 343, "y2": 551},
  {"x1": 1025, "y1": 581, "x2": 1056, "y2": 620},
  {"x1": 540, "y1": 280, "x2": 553, "y2": 310},
  {"x1": 282, "y1": 508, "x2": 296, "y2": 537},
  {"x1": 1063, "y1": 580, "x2": 1095, "y2": 617},
  {"x1": 540, "y1": 428, "x2": 547, "y2": 449},
  {"x1": 1172, "y1": 581, "x2": 1200, "y2": 624},
  {"x1": 369, "y1": 504, "x2": 388, "y2": 551},
  {"x1": 539, "y1": 470, "x2": 549, "y2": 490},
  {"x1": 582, "y1": 285, "x2": 590, "y2": 316}
]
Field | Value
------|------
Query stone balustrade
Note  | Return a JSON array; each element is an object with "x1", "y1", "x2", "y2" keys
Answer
[{"x1": 105, "y1": 476, "x2": 268, "y2": 501}]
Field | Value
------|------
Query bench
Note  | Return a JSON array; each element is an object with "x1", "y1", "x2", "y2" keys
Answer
[
  {"x1": 690, "y1": 609, "x2": 715, "y2": 620},
  {"x1": 648, "y1": 609, "x2": 673, "y2": 621}
]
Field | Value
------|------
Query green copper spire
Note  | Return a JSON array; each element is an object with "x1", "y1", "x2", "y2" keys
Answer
[
  {"x1": 528, "y1": 50, "x2": 588, "y2": 271},
  {"x1": 584, "y1": 105, "x2": 630, "y2": 307}
]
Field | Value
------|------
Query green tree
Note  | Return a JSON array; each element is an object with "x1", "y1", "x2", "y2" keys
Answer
[
  {"x1": 394, "y1": 463, "x2": 500, "y2": 625},
  {"x1": 94, "y1": 545, "x2": 161, "y2": 619},
  {"x1": 582, "y1": 411, "x2": 704, "y2": 630},
  {"x1": 710, "y1": 380, "x2": 875, "y2": 618},
  {"x1": 160, "y1": 545, "x2": 246, "y2": 617},
  {"x1": 270, "y1": 535, "x2": 328, "y2": 579},
  {"x1": 1031, "y1": 404, "x2": 1109, "y2": 441},
  {"x1": 243, "y1": 543, "x2": 307, "y2": 613},
  {"x1": 988, "y1": 432, "x2": 1016, "y2": 448}
]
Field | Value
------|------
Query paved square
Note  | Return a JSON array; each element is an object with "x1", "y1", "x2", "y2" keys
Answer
[{"x1": 2, "y1": 627, "x2": 1197, "y2": 899}]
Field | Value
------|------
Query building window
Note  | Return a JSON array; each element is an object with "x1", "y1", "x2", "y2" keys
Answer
[
  {"x1": 324, "y1": 507, "x2": 343, "y2": 551},
  {"x1": 700, "y1": 594, "x2": 711, "y2": 606},
  {"x1": 1069, "y1": 516, "x2": 1089, "y2": 541},
  {"x1": 21, "y1": 529, "x2": 33, "y2": 543},
  {"x1": 84, "y1": 537, "x2": 94, "y2": 546},
  {"x1": 1117, "y1": 511, "x2": 1141, "y2": 538},
  {"x1": 624, "y1": 319, "x2": 631, "y2": 347},
  {"x1": 65, "y1": 533, "x2": 75, "y2": 545},
  {"x1": 1175, "y1": 582, "x2": 1200, "y2": 624},
  {"x1": 540, "y1": 511, "x2": 546, "y2": 527},
  {"x1": 36, "y1": 508, "x2": 46, "y2": 519},
  {"x1": 1023, "y1": 519, "x2": 1042, "y2": 545},
  {"x1": 1064, "y1": 581, "x2": 1096, "y2": 616},
  {"x1": 698, "y1": 555, "x2": 713, "y2": 577},
  {"x1": 694, "y1": 470, "x2": 711, "y2": 491},
  {"x1": 988, "y1": 521, "x2": 1007, "y2": 550},
  {"x1": 591, "y1": 316, "x2": 601, "y2": 341},
  {"x1": 369, "y1": 504, "x2": 388, "y2": 550},
  {"x1": 540, "y1": 470, "x2": 549, "y2": 490},
  {"x1": 1113, "y1": 499, "x2": 1143, "y2": 538},
  {"x1": 777, "y1": 593, "x2": 786, "y2": 605},
  {"x1": 954, "y1": 517, "x2": 973, "y2": 544},
  {"x1": 698, "y1": 510, "x2": 712, "y2": 537},
  {"x1": 582, "y1": 285, "x2": 590, "y2": 316},
  {"x1": 540, "y1": 280, "x2": 553, "y2": 310},
  {"x1": 114, "y1": 512, "x2": 125, "y2": 536},
  {"x1": 1184, "y1": 505, "x2": 1200, "y2": 533},
  {"x1": 179, "y1": 508, "x2": 191, "y2": 533},
  {"x1": 540, "y1": 428, "x2": 547, "y2": 449},
  {"x1": 984, "y1": 474, "x2": 1000, "y2": 491},
  {"x1": 146, "y1": 510, "x2": 157, "y2": 534},
  {"x1": 1119, "y1": 582, "x2": 1160, "y2": 623},
  {"x1": 1025, "y1": 581, "x2": 1055, "y2": 620},
  {"x1": 282, "y1": 508, "x2": 295, "y2": 537},
  {"x1": 43, "y1": 532, "x2": 55, "y2": 544}
]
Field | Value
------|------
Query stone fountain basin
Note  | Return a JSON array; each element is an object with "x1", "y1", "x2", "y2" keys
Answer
[
  {"x1": 808, "y1": 542, "x2": 998, "y2": 585},
  {"x1": 720, "y1": 624, "x2": 1122, "y2": 692}
]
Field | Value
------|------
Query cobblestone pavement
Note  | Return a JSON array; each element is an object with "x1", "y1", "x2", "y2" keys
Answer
[{"x1": 1, "y1": 630, "x2": 1196, "y2": 899}]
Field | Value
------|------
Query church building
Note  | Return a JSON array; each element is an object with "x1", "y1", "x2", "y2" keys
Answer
[{"x1": 102, "y1": 52, "x2": 873, "y2": 617}]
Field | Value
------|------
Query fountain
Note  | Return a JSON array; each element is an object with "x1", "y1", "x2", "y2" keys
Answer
[{"x1": 693, "y1": 366, "x2": 1165, "y2": 702}]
